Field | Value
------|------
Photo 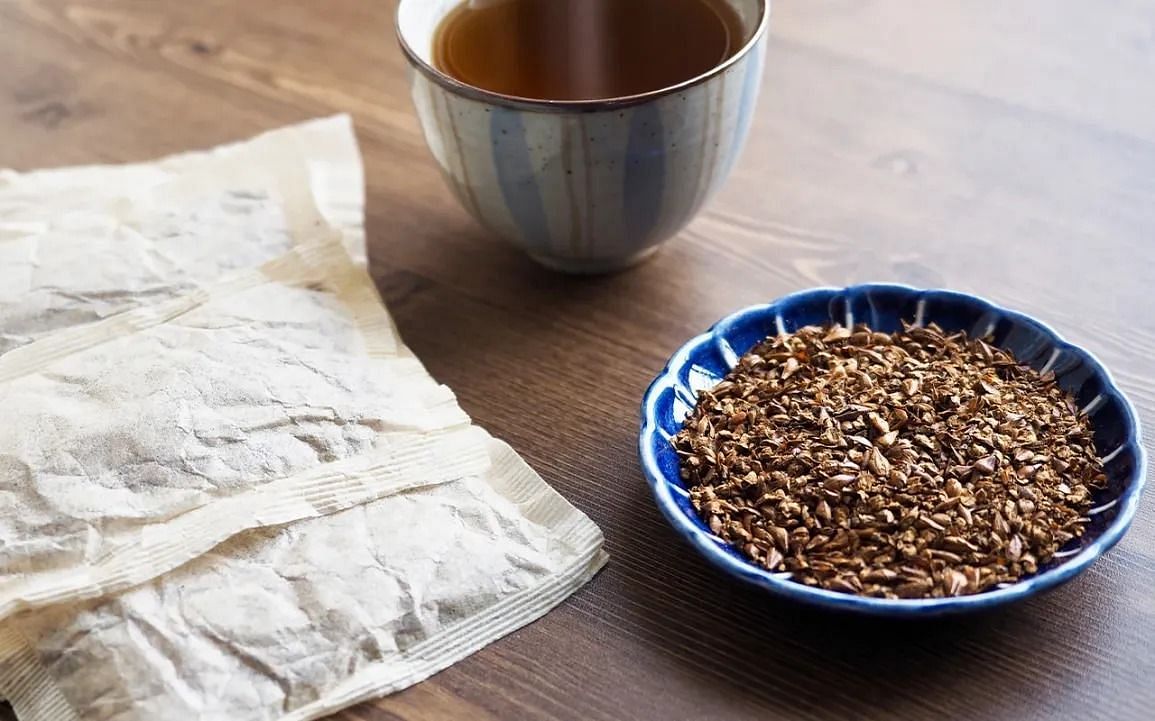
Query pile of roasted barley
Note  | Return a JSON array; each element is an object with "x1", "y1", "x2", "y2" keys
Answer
[{"x1": 674, "y1": 322, "x2": 1106, "y2": 599}]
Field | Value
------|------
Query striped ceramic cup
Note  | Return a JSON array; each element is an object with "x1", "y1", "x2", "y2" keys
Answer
[{"x1": 396, "y1": 0, "x2": 770, "y2": 274}]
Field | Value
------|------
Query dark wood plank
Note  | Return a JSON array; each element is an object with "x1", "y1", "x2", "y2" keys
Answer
[{"x1": 1, "y1": 1, "x2": 1153, "y2": 720}]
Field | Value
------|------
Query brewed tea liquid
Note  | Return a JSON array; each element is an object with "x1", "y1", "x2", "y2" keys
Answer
[{"x1": 432, "y1": 0, "x2": 745, "y2": 101}]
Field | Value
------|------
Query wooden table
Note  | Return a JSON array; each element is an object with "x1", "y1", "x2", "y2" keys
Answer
[{"x1": 2, "y1": 1, "x2": 1153, "y2": 719}]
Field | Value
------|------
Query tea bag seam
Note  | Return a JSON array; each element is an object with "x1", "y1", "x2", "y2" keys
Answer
[{"x1": 0, "y1": 625, "x2": 81, "y2": 721}]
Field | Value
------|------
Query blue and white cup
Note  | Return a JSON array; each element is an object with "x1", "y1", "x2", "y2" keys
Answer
[{"x1": 397, "y1": 0, "x2": 770, "y2": 273}]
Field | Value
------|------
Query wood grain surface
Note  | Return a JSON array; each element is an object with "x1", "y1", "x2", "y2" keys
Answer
[{"x1": 2, "y1": 1, "x2": 1153, "y2": 719}]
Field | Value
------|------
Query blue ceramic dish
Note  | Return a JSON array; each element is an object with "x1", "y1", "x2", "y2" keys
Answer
[{"x1": 639, "y1": 284, "x2": 1146, "y2": 616}]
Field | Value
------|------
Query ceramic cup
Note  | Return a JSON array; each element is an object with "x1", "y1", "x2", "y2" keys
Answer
[{"x1": 396, "y1": 0, "x2": 770, "y2": 274}]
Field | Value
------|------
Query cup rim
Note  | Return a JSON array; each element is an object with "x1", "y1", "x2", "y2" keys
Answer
[{"x1": 395, "y1": 0, "x2": 771, "y2": 113}]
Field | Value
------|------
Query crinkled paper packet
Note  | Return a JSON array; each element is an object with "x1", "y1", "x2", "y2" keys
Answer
[
  {"x1": 0, "y1": 437, "x2": 607, "y2": 721},
  {"x1": 0, "y1": 115, "x2": 365, "y2": 355},
  {"x1": 0, "y1": 117, "x2": 607, "y2": 720},
  {"x1": 0, "y1": 116, "x2": 375, "y2": 708},
  {"x1": 0, "y1": 236, "x2": 490, "y2": 619},
  {"x1": 0, "y1": 117, "x2": 497, "y2": 618}
]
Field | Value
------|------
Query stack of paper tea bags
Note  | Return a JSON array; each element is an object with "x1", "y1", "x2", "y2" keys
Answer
[{"x1": 0, "y1": 117, "x2": 606, "y2": 721}]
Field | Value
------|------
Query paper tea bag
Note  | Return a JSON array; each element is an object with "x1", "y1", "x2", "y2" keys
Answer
[
  {"x1": 159, "y1": 114, "x2": 368, "y2": 260},
  {"x1": 0, "y1": 437, "x2": 607, "y2": 721},
  {"x1": 0, "y1": 116, "x2": 364, "y2": 355},
  {"x1": 0, "y1": 239, "x2": 489, "y2": 619}
]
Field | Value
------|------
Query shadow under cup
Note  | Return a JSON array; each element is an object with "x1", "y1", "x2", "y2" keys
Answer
[{"x1": 396, "y1": 0, "x2": 770, "y2": 274}]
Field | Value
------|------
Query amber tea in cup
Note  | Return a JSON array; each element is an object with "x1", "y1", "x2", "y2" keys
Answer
[
  {"x1": 398, "y1": 0, "x2": 770, "y2": 273},
  {"x1": 432, "y1": 0, "x2": 746, "y2": 101}
]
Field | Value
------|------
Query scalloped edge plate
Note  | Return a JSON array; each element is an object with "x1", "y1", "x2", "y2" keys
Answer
[{"x1": 639, "y1": 284, "x2": 1147, "y2": 616}]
